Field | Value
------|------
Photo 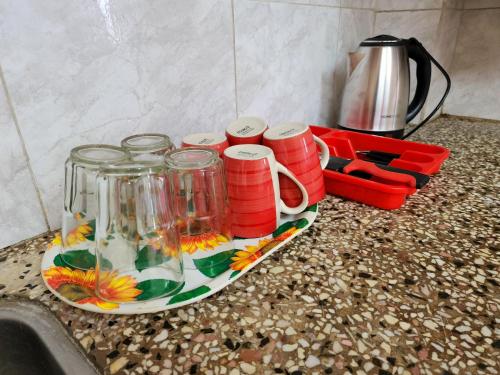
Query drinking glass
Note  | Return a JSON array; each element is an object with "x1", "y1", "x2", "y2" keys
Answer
[
  {"x1": 95, "y1": 160, "x2": 184, "y2": 303},
  {"x1": 61, "y1": 145, "x2": 130, "y2": 269},
  {"x1": 121, "y1": 133, "x2": 175, "y2": 158},
  {"x1": 164, "y1": 148, "x2": 233, "y2": 271}
]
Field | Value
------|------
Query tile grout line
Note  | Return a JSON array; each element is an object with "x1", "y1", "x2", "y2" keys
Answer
[
  {"x1": 463, "y1": 6, "x2": 500, "y2": 10},
  {"x1": 0, "y1": 64, "x2": 51, "y2": 232},
  {"x1": 442, "y1": 6, "x2": 464, "y2": 115},
  {"x1": 230, "y1": 0, "x2": 239, "y2": 117},
  {"x1": 376, "y1": 8, "x2": 445, "y2": 13},
  {"x1": 436, "y1": 0, "x2": 446, "y2": 117},
  {"x1": 250, "y1": 0, "x2": 468, "y2": 11},
  {"x1": 251, "y1": 0, "x2": 375, "y2": 10},
  {"x1": 330, "y1": 5, "x2": 343, "y2": 127},
  {"x1": 424, "y1": 0, "x2": 447, "y2": 120}
]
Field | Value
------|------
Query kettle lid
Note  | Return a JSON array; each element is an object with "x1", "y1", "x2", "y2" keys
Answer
[{"x1": 360, "y1": 34, "x2": 406, "y2": 47}]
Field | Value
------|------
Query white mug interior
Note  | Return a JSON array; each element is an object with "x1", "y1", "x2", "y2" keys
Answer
[
  {"x1": 263, "y1": 122, "x2": 307, "y2": 140},
  {"x1": 227, "y1": 117, "x2": 268, "y2": 138},
  {"x1": 183, "y1": 132, "x2": 227, "y2": 146}
]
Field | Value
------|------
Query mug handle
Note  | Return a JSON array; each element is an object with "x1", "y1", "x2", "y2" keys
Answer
[
  {"x1": 276, "y1": 162, "x2": 308, "y2": 215},
  {"x1": 313, "y1": 135, "x2": 330, "y2": 169}
]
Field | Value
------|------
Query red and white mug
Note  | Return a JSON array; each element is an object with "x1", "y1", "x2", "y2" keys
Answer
[
  {"x1": 263, "y1": 122, "x2": 329, "y2": 206},
  {"x1": 223, "y1": 144, "x2": 308, "y2": 238},
  {"x1": 182, "y1": 133, "x2": 229, "y2": 156},
  {"x1": 226, "y1": 117, "x2": 268, "y2": 146}
]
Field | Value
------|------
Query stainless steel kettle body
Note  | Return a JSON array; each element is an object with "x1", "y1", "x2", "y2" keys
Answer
[{"x1": 338, "y1": 35, "x2": 450, "y2": 139}]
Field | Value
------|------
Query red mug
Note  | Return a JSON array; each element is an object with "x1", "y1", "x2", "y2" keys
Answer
[
  {"x1": 182, "y1": 133, "x2": 229, "y2": 156},
  {"x1": 223, "y1": 144, "x2": 308, "y2": 238},
  {"x1": 226, "y1": 117, "x2": 268, "y2": 145},
  {"x1": 263, "y1": 122, "x2": 329, "y2": 206}
]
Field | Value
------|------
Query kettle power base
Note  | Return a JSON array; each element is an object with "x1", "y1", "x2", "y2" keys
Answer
[
  {"x1": 41, "y1": 205, "x2": 318, "y2": 315},
  {"x1": 310, "y1": 126, "x2": 449, "y2": 210}
]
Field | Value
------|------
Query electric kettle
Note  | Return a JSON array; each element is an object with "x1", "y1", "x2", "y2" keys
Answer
[{"x1": 338, "y1": 35, "x2": 450, "y2": 139}]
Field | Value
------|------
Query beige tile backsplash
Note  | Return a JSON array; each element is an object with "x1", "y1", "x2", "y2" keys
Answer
[{"x1": 0, "y1": 0, "x2": 497, "y2": 247}]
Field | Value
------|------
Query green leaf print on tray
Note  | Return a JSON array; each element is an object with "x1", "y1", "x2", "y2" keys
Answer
[
  {"x1": 272, "y1": 218, "x2": 309, "y2": 237},
  {"x1": 230, "y1": 270, "x2": 241, "y2": 279},
  {"x1": 168, "y1": 285, "x2": 211, "y2": 305},
  {"x1": 135, "y1": 246, "x2": 170, "y2": 272},
  {"x1": 136, "y1": 279, "x2": 185, "y2": 301},
  {"x1": 84, "y1": 219, "x2": 96, "y2": 242},
  {"x1": 193, "y1": 249, "x2": 239, "y2": 278},
  {"x1": 304, "y1": 204, "x2": 318, "y2": 213},
  {"x1": 54, "y1": 249, "x2": 111, "y2": 270}
]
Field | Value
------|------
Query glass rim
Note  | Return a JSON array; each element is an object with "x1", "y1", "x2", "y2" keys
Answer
[
  {"x1": 120, "y1": 133, "x2": 174, "y2": 153},
  {"x1": 70, "y1": 144, "x2": 130, "y2": 167},
  {"x1": 99, "y1": 160, "x2": 167, "y2": 176},
  {"x1": 164, "y1": 147, "x2": 220, "y2": 170}
]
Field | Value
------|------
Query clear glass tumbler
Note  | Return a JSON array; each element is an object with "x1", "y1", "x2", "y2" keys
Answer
[
  {"x1": 164, "y1": 148, "x2": 233, "y2": 272},
  {"x1": 121, "y1": 133, "x2": 175, "y2": 158},
  {"x1": 62, "y1": 145, "x2": 130, "y2": 269},
  {"x1": 95, "y1": 160, "x2": 184, "y2": 303}
]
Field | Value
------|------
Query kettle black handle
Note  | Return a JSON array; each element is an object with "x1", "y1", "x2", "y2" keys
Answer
[{"x1": 405, "y1": 37, "x2": 431, "y2": 123}]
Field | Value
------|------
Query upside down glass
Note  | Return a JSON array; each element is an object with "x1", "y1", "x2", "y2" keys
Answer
[
  {"x1": 95, "y1": 160, "x2": 184, "y2": 303},
  {"x1": 62, "y1": 145, "x2": 130, "y2": 269},
  {"x1": 164, "y1": 148, "x2": 233, "y2": 271},
  {"x1": 121, "y1": 133, "x2": 175, "y2": 158}
]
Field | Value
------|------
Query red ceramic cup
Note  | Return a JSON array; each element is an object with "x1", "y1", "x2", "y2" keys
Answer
[
  {"x1": 182, "y1": 133, "x2": 229, "y2": 156},
  {"x1": 228, "y1": 195, "x2": 277, "y2": 214},
  {"x1": 226, "y1": 117, "x2": 268, "y2": 146},
  {"x1": 231, "y1": 219, "x2": 278, "y2": 239},
  {"x1": 224, "y1": 144, "x2": 308, "y2": 238},
  {"x1": 263, "y1": 122, "x2": 329, "y2": 206},
  {"x1": 279, "y1": 169, "x2": 324, "y2": 192}
]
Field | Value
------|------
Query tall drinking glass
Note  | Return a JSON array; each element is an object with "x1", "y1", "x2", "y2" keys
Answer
[
  {"x1": 121, "y1": 133, "x2": 175, "y2": 158},
  {"x1": 164, "y1": 148, "x2": 233, "y2": 272},
  {"x1": 95, "y1": 160, "x2": 184, "y2": 303},
  {"x1": 62, "y1": 145, "x2": 129, "y2": 269}
]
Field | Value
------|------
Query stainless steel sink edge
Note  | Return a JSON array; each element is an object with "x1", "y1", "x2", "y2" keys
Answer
[{"x1": 0, "y1": 298, "x2": 100, "y2": 375}]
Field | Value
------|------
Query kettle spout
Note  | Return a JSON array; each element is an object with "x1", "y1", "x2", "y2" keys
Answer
[{"x1": 348, "y1": 51, "x2": 364, "y2": 75}]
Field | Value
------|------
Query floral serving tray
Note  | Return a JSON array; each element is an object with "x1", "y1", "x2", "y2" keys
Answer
[{"x1": 41, "y1": 204, "x2": 318, "y2": 314}]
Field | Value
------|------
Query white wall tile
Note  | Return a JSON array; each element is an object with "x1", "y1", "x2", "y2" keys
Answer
[
  {"x1": 374, "y1": 0, "x2": 442, "y2": 10},
  {"x1": 332, "y1": 8, "x2": 375, "y2": 124},
  {"x1": 234, "y1": 0, "x2": 340, "y2": 126},
  {"x1": 374, "y1": 9, "x2": 441, "y2": 61},
  {"x1": 444, "y1": 9, "x2": 500, "y2": 120},
  {"x1": 0, "y1": 75, "x2": 48, "y2": 248},
  {"x1": 464, "y1": 0, "x2": 500, "y2": 9},
  {"x1": 444, "y1": 0, "x2": 464, "y2": 9},
  {"x1": 310, "y1": 0, "x2": 342, "y2": 6},
  {"x1": 269, "y1": 0, "x2": 341, "y2": 6},
  {"x1": 374, "y1": 10, "x2": 441, "y2": 124},
  {"x1": 0, "y1": 0, "x2": 236, "y2": 229},
  {"x1": 421, "y1": 6, "x2": 462, "y2": 122},
  {"x1": 341, "y1": 0, "x2": 374, "y2": 9}
]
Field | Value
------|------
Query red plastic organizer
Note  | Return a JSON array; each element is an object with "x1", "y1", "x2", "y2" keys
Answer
[{"x1": 310, "y1": 126, "x2": 450, "y2": 210}]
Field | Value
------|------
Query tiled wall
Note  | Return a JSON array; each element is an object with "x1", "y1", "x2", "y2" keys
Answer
[
  {"x1": 444, "y1": 1, "x2": 500, "y2": 120},
  {"x1": 0, "y1": 0, "x2": 467, "y2": 248}
]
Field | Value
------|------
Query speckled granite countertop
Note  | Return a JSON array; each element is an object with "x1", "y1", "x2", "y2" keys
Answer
[{"x1": 1, "y1": 116, "x2": 499, "y2": 375}]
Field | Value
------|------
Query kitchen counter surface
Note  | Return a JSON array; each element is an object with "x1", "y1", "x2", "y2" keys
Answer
[{"x1": 0, "y1": 116, "x2": 498, "y2": 375}]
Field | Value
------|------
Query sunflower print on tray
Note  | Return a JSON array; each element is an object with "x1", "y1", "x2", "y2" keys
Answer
[
  {"x1": 181, "y1": 232, "x2": 230, "y2": 254},
  {"x1": 144, "y1": 229, "x2": 180, "y2": 257},
  {"x1": 230, "y1": 218, "x2": 307, "y2": 271},
  {"x1": 48, "y1": 221, "x2": 93, "y2": 249},
  {"x1": 62, "y1": 212, "x2": 96, "y2": 246},
  {"x1": 43, "y1": 267, "x2": 141, "y2": 310}
]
